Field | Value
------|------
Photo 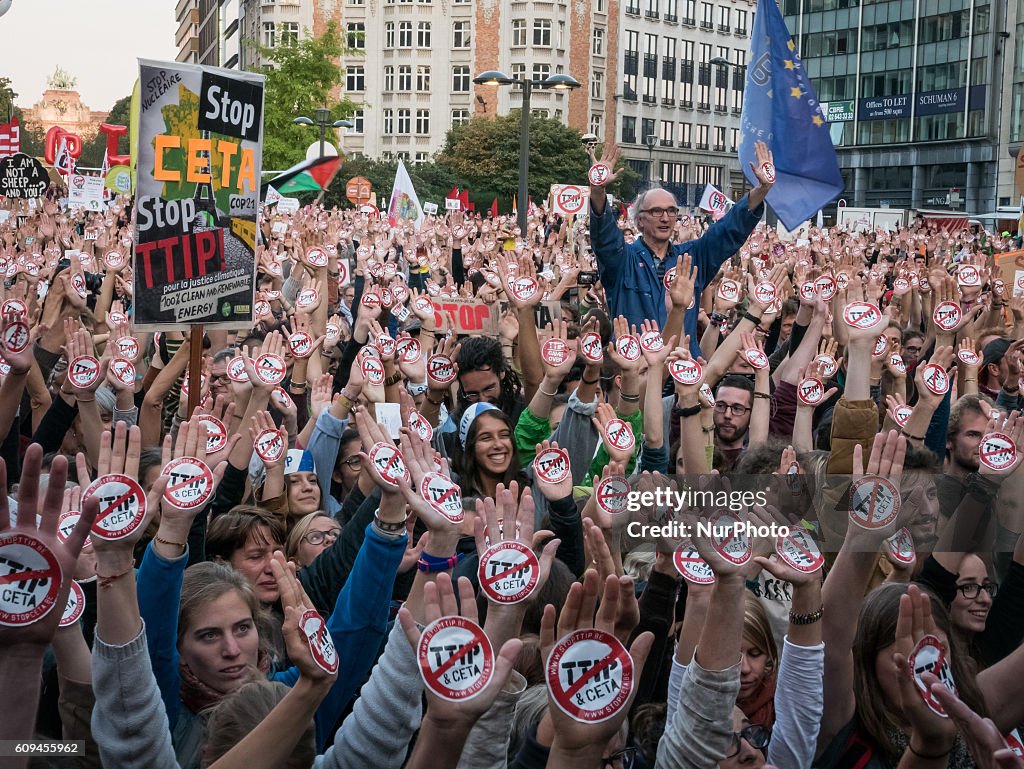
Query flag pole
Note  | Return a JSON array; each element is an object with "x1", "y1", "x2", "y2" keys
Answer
[{"x1": 187, "y1": 325, "x2": 203, "y2": 416}]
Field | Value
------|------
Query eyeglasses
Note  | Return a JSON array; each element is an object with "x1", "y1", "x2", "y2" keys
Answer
[
  {"x1": 725, "y1": 724, "x2": 771, "y2": 758},
  {"x1": 713, "y1": 402, "x2": 751, "y2": 416},
  {"x1": 340, "y1": 456, "x2": 362, "y2": 469},
  {"x1": 601, "y1": 747, "x2": 637, "y2": 769},
  {"x1": 303, "y1": 528, "x2": 341, "y2": 546},
  {"x1": 463, "y1": 382, "x2": 500, "y2": 403},
  {"x1": 956, "y1": 582, "x2": 998, "y2": 599},
  {"x1": 641, "y1": 207, "x2": 679, "y2": 219}
]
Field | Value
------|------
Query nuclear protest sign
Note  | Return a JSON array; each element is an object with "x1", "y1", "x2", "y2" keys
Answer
[{"x1": 133, "y1": 60, "x2": 265, "y2": 329}]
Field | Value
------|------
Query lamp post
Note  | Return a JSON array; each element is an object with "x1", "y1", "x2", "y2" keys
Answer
[
  {"x1": 709, "y1": 56, "x2": 747, "y2": 196},
  {"x1": 644, "y1": 133, "x2": 658, "y2": 188},
  {"x1": 473, "y1": 70, "x2": 582, "y2": 232},
  {"x1": 293, "y1": 108, "x2": 350, "y2": 159}
]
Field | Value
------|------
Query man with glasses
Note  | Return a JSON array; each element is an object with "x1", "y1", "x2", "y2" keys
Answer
[
  {"x1": 588, "y1": 141, "x2": 775, "y2": 356},
  {"x1": 713, "y1": 374, "x2": 755, "y2": 472}
]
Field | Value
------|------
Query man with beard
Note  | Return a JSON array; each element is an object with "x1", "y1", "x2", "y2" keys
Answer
[
  {"x1": 938, "y1": 394, "x2": 991, "y2": 520},
  {"x1": 713, "y1": 374, "x2": 754, "y2": 473}
]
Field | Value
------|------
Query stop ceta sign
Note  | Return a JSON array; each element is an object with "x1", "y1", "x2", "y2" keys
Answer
[
  {"x1": 885, "y1": 527, "x2": 915, "y2": 565},
  {"x1": 254, "y1": 428, "x2": 285, "y2": 463},
  {"x1": 673, "y1": 542, "x2": 715, "y2": 584},
  {"x1": 909, "y1": 634, "x2": 957, "y2": 717},
  {"x1": 109, "y1": 358, "x2": 136, "y2": 387},
  {"x1": 797, "y1": 377, "x2": 824, "y2": 405},
  {"x1": 427, "y1": 354, "x2": 456, "y2": 385},
  {"x1": 580, "y1": 332, "x2": 604, "y2": 363},
  {"x1": 478, "y1": 540, "x2": 541, "y2": 604},
  {"x1": 717, "y1": 279, "x2": 739, "y2": 302},
  {"x1": 300, "y1": 609, "x2": 339, "y2": 674},
  {"x1": 161, "y1": 457, "x2": 215, "y2": 510},
  {"x1": 776, "y1": 529, "x2": 824, "y2": 573},
  {"x1": 979, "y1": 432, "x2": 1016, "y2": 471},
  {"x1": 369, "y1": 442, "x2": 410, "y2": 488},
  {"x1": 509, "y1": 276, "x2": 540, "y2": 303},
  {"x1": 289, "y1": 331, "x2": 314, "y2": 358},
  {"x1": 669, "y1": 358, "x2": 702, "y2": 385},
  {"x1": 68, "y1": 355, "x2": 101, "y2": 390},
  {"x1": 639, "y1": 331, "x2": 664, "y2": 353},
  {"x1": 0, "y1": 533, "x2": 63, "y2": 627},
  {"x1": 254, "y1": 353, "x2": 286, "y2": 385},
  {"x1": 418, "y1": 615, "x2": 494, "y2": 701},
  {"x1": 932, "y1": 301, "x2": 961, "y2": 331},
  {"x1": 84, "y1": 474, "x2": 147, "y2": 541},
  {"x1": 546, "y1": 628, "x2": 633, "y2": 723},
  {"x1": 603, "y1": 418, "x2": 635, "y2": 453},
  {"x1": 848, "y1": 475, "x2": 901, "y2": 530},
  {"x1": 534, "y1": 447, "x2": 571, "y2": 485},
  {"x1": 843, "y1": 301, "x2": 882, "y2": 329},
  {"x1": 920, "y1": 363, "x2": 949, "y2": 396},
  {"x1": 421, "y1": 472, "x2": 464, "y2": 523},
  {"x1": 595, "y1": 474, "x2": 630, "y2": 516},
  {"x1": 59, "y1": 579, "x2": 86, "y2": 628},
  {"x1": 615, "y1": 335, "x2": 641, "y2": 362},
  {"x1": 709, "y1": 512, "x2": 751, "y2": 565}
]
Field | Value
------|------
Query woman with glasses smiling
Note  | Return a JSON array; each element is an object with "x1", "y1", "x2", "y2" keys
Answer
[{"x1": 285, "y1": 512, "x2": 343, "y2": 567}]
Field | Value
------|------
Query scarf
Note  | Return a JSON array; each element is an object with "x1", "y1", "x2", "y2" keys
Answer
[
  {"x1": 179, "y1": 649, "x2": 272, "y2": 715},
  {"x1": 737, "y1": 673, "x2": 777, "y2": 728}
]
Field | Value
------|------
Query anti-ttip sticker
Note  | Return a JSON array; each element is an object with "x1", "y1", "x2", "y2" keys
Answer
[
  {"x1": 478, "y1": 541, "x2": 540, "y2": 604},
  {"x1": 0, "y1": 533, "x2": 63, "y2": 627},
  {"x1": 418, "y1": 615, "x2": 494, "y2": 701},
  {"x1": 546, "y1": 628, "x2": 633, "y2": 723}
]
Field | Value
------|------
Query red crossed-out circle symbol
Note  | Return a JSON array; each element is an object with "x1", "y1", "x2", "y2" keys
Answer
[
  {"x1": 843, "y1": 301, "x2": 882, "y2": 329},
  {"x1": 797, "y1": 377, "x2": 824, "y2": 405},
  {"x1": 421, "y1": 472, "x2": 464, "y2": 522},
  {"x1": 885, "y1": 528, "x2": 915, "y2": 565},
  {"x1": 478, "y1": 541, "x2": 540, "y2": 604},
  {"x1": 3, "y1": 321, "x2": 29, "y2": 354},
  {"x1": 84, "y1": 474, "x2": 147, "y2": 540},
  {"x1": 580, "y1": 332, "x2": 604, "y2": 363},
  {"x1": 419, "y1": 616, "x2": 494, "y2": 701},
  {"x1": 254, "y1": 353, "x2": 286, "y2": 385},
  {"x1": 615, "y1": 335, "x2": 641, "y2": 362},
  {"x1": 932, "y1": 301, "x2": 962, "y2": 331},
  {"x1": 254, "y1": 428, "x2": 285, "y2": 463},
  {"x1": 709, "y1": 512, "x2": 751, "y2": 565},
  {"x1": 776, "y1": 529, "x2": 824, "y2": 573},
  {"x1": 603, "y1": 418, "x2": 635, "y2": 452},
  {"x1": 909, "y1": 635, "x2": 957, "y2": 717},
  {"x1": 161, "y1": 457, "x2": 215, "y2": 510},
  {"x1": 595, "y1": 474, "x2": 630, "y2": 516},
  {"x1": 849, "y1": 475, "x2": 901, "y2": 530},
  {"x1": 920, "y1": 363, "x2": 949, "y2": 396},
  {"x1": 957, "y1": 265, "x2": 980, "y2": 286},
  {"x1": 754, "y1": 282, "x2": 776, "y2": 304},
  {"x1": 534, "y1": 447, "x2": 571, "y2": 484},
  {"x1": 639, "y1": 331, "x2": 664, "y2": 353},
  {"x1": 0, "y1": 533, "x2": 63, "y2": 627},
  {"x1": 68, "y1": 356, "x2": 100, "y2": 389},
  {"x1": 588, "y1": 164, "x2": 611, "y2": 186},
  {"x1": 718, "y1": 279, "x2": 740, "y2": 301},
  {"x1": 546, "y1": 628, "x2": 633, "y2": 723},
  {"x1": 300, "y1": 609, "x2": 339, "y2": 674},
  {"x1": 427, "y1": 354, "x2": 457, "y2": 384},
  {"x1": 369, "y1": 442, "x2": 410, "y2": 487},
  {"x1": 669, "y1": 357, "x2": 702, "y2": 385},
  {"x1": 557, "y1": 185, "x2": 587, "y2": 215},
  {"x1": 814, "y1": 275, "x2": 837, "y2": 300},
  {"x1": 979, "y1": 432, "x2": 1016, "y2": 471},
  {"x1": 673, "y1": 542, "x2": 715, "y2": 584}
]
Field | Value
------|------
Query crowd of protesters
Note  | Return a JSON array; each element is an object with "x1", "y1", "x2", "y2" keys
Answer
[{"x1": 3, "y1": 138, "x2": 1024, "y2": 769}]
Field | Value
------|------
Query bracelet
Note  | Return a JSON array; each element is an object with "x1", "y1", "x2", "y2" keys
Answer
[
  {"x1": 709, "y1": 312, "x2": 729, "y2": 327},
  {"x1": 620, "y1": 392, "x2": 640, "y2": 402},
  {"x1": 702, "y1": 425, "x2": 715, "y2": 433},
  {"x1": 901, "y1": 429, "x2": 925, "y2": 441},
  {"x1": 425, "y1": 393, "x2": 445, "y2": 407},
  {"x1": 336, "y1": 394, "x2": 353, "y2": 411},
  {"x1": 76, "y1": 396, "x2": 96, "y2": 403},
  {"x1": 291, "y1": 380, "x2": 307, "y2": 389},
  {"x1": 374, "y1": 510, "x2": 408, "y2": 534},
  {"x1": 418, "y1": 551, "x2": 466, "y2": 573},
  {"x1": 677, "y1": 403, "x2": 702, "y2": 418},
  {"x1": 964, "y1": 378, "x2": 977, "y2": 382},
  {"x1": 154, "y1": 535, "x2": 186, "y2": 554},
  {"x1": 97, "y1": 560, "x2": 136, "y2": 589},
  {"x1": 908, "y1": 743, "x2": 954, "y2": 761},
  {"x1": 755, "y1": 325, "x2": 770, "y2": 336},
  {"x1": 788, "y1": 606, "x2": 824, "y2": 625},
  {"x1": 753, "y1": 392, "x2": 771, "y2": 400},
  {"x1": 538, "y1": 384, "x2": 558, "y2": 397},
  {"x1": 742, "y1": 310, "x2": 763, "y2": 325},
  {"x1": 384, "y1": 371, "x2": 404, "y2": 387},
  {"x1": 582, "y1": 374, "x2": 600, "y2": 385}
]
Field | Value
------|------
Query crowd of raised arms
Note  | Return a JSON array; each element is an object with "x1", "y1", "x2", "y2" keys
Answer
[{"x1": 3, "y1": 140, "x2": 1024, "y2": 769}]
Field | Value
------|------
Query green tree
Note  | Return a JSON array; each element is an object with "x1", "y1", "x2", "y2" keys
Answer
[
  {"x1": 321, "y1": 155, "x2": 457, "y2": 212},
  {"x1": 253, "y1": 21, "x2": 360, "y2": 172},
  {"x1": 0, "y1": 76, "x2": 45, "y2": 158},
  {"x1": 79, "y1": 95, "x2": 131, "y2": 168}
]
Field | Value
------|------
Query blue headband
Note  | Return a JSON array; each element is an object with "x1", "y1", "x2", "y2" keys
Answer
[
  {"x1": 459, "y1": 402, "x2": 500, "y2": 448},
  {"x1": 284, "y1": 449, "x2": 316, "y2": 475}
]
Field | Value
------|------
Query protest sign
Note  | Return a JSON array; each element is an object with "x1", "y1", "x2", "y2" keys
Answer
[
  {"x1": 277, "y1": 197, "x2": 300, "y2": 214},
  {"x1": 133, "y1": 60, "x2": 265, "y2": 330},
  {"x1": 0, "y1": 153, "x2": 49, "y2": 198},
  {"x1": 423, "y1": 202, "x2": 439, "y2": 215},
  {"x1": 550, "y1": 184, "x2": 590, "y2": 217},
  {"x1": 67, "y1": 174, "x2": 105, "y2": 211}
]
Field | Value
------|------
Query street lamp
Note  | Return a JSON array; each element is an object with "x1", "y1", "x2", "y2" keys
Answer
[
  {"x1": 474, "y1": 70, "x2": 582, "y2": 231},
  {"x1": 293, "y1": 108, "x2": 350, "y2": 160},
  {"x1": 644, "y1": 133, "x2": 658, "y2": 188}
]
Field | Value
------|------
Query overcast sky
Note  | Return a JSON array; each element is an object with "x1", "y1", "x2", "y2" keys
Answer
[{"x1": 3, "y1": 0, "x2": 177, "y2": 111}]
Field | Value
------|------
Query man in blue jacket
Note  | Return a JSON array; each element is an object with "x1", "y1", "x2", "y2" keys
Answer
[{"x1": 589, "y1": 140, "x2": 776, "y2": 356}]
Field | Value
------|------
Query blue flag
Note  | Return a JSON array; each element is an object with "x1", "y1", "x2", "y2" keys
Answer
[{"x1": 740, "y1": 0, "x2": 843, "y2": 231}]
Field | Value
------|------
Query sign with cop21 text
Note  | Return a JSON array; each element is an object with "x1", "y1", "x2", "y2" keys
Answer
[{"x1": 133, "y1": 60, "x2": 265, "y2": 329}]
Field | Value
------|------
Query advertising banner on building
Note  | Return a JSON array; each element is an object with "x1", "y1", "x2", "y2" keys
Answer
[{"x1": 133, "y1": 59, "x2": 265, "y2": 330}]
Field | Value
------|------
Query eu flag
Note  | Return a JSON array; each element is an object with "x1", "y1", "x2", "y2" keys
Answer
[{"x1": 739, "y1": 0, "x2": 844, "y2": 231}]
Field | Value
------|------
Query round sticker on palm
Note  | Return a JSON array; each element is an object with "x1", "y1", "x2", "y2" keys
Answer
[
  {"x1": 418, "y1": 615, "x2": 494, "y2": 702},
  {"x1": 392, "y1": 284, "x2": 409, "y2": 305},
  {"x1": 662, "y1": 266, "x2": 676, "y2": 290},
  {"x1": 116, "y1": 336, "x2": 140, "y2": 361},
  {"x1": 254, "y1": 300, "x2": 271, "y2": 318},
  {"x1": 199, "y1": 416, "x2": 227, "y2": 454},
  {"x1": 361, "y1": 356, "x2": 385, "y2": 386},
  {"x1": 508, "y1": 276, "x2": 539, "y2": 303},
  {"x1": 776, "y1": 529, "x2": 824, "y2": 573},
  {"x1": 753, "y1": 282, "x2": 776, "y2": 305},
  {"x1": 799, "y1": 282, "x2": 816, "y2": 302},
  {"x1": 266, "y1": 261, "x2": 283, "y2": 277},
  {"x1": 638, "y1": 331, "x2": 664, "y2": 353},
  {"x1": 709, "y1": 512, "x2": 752, "y2": 565},
  {"x1": 743, "y1": 348, "x2": 769, "y2": 370},
  {"x1": 889, "y1": 353, "x2": 906, "y2": 374},
  {"x1": 957, "y1": 265, "x2": 981, "y2": 287},
  {"x1": 421, "y1": 472, "x2": 464, "y2": 523},
  {"x1": 427, "y1": 354, "x2": 457, "y2": 385},
  {"x1": 254, "y1": 353, "x2": 287, "y2": 386},
  {"x1": 595, "y1": 474, "x2": 630, "y2": 516},
  {"x1": 288, "y1": 331, "x2": 314, "y2": 359},
  {"x1": 815, "y1": 354, "x2": 838, "y2": 378},
  {"x1": 161, "y1": 457, "x2": 215, "y2": 510},
  {"x1": 848, "y1": 475, "x2": 901, "y2": 530},
  {"x1": 227, "y1": 357, "x2": 249, "y2": 383},
  {"x1": 409, "y1": 410, "x2": 433, "y2": 442},
  {"x1": 603, "y1": 418, "x2": 635, "y2": 453},
  {"x1": 588, "y1": 164, "x2": 612, "y2": 186},
  {"x1": 615, "y1": 335, "x2": 641, "y2": 362},
  {"x1": 673, "y1": 542, "x2": 715, "y2": 585},
  {"x1": 2, "y1": 299, "x2": 26, "y2": 317},
  {"x1": 892, "y1": 405, "x2": 913, "y2": 427},
  {"x1": 57, "y1": 510, "x2": 88, "y2": 547},
  {"x1": 884, "y1": 528, "x2": 915, "y2": 565},
  {"x1": 760, "y1": 162, "x2": 776, "y2": 183},
  {"x1": 59, "y1": 580, "x2": 86, "y2": 628},
  {"x1": 0, "y1": 533, "x2": 63, "y2": 627},
  {"x1": 68, "y1": 355, "x2": 101, "y2": 390},
  {"x1": 534, "y1": 447, "x2": 570, "y2": 485},
  {"x1": 254, "y1": 429, "x2": 286, "y2": 463},
  {"x1": 376, "y1": 334, "x2": 397, "y2": 358},
  {"x1": 546, "y1": 628, "x2": 634, "y2": 723},
  {"x1": 104, "y1": 250, "x2": 126, "y2": 270},
  {"x1": 920, "y1": 363, "x2": 949, "y2": 396},
  {"x1": 541, "y1": 338, "x2": 571, "y2": 367},
  {"x1": 71, "y1": 273, "x2": 88, "y2": 298},
  {"x1": 362, "y1": 292, "x2": 381, "y2": 311},
  {"x1": 296, "y1": 289, "x2": 319, "y2": 309},
  {"x1": 909, "y1": 634, "x2": 957, "y2": 717},
  {"x1": 306, "y1": 247, "x2": 328, "y2": 268},
  {"x1": 871, "y1": 335, "x2": 889, "y2": 358},
  {"x1": 699, "y1": 383, "x2": 716, "y2": 408},
  {"x1": 797, "y1": 377, "x2": 824, "y2": 405},
  {"x1": 836, "y1": 272, "x2": 850, "y2": 291},
  {"x1": 893, "y1": 277, "x2": 910, "y2": 292},
  {"x1": 380, "y1": 288, "x2": 395, "y2": 309},
  {"x1": 300, "y1": 609, "x2": 339, "y2": 675},
  {"x1": 401, "y1": 338, "x2": 422, "y2": 364},
  {"x1": 2, "y1": 320, "x2": 29, "y2": 354},
  {"x1": 669, "y1": 358, "x2": 702, "y2": 386},
  {"x1": 978, "y1": 432, "x2": 1016, "y2": 472},
  {"x1": 107, "y1": 311, "x2": 128, "y2": 325},
  {"x1": 932, "y1": 301, "x2": 962, "y2": 332},
  {"x1": 994, "y1": 279, "x2": 1006, "y2": 295},
  {"x1": 368, "y1": 261, "x2": 385, "y2": 279},
  {"x1": 369, "y1": 442, "x2": 410, "y2": 488},
  {"x1": 479, "y1": 541, "x2": 541, "y2": 604},
  {"x1": 579, "y1": 332, "x2": 604, "y2": 363},
  {"x1": 843, "y1": 301, "x2": 882, "y2": 329},
  {"x1": 717, "y1": 279, "x2": 740, "y2": 302},
  {"x1": 325, "y1": 324, "x2": 341, "y2": 347},
  {"x1": 958, "y1": 348, "x2": 980, "y2": 366},
  {"x1": 814, "y1": 275, "x2": 838, "y2": 300},
  {"x1": 109, "y1": 358, "x2": 136, "y2": 388},
  {"x1": 84, "y1": 474, "x2": 147, "y2": 541},
  {"x1": 413, "y1": 295, "x2": 434, "y2": 316}
]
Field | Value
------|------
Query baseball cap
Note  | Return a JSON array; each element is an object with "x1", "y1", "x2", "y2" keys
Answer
[{"x1": 981, "y1": 338, "x2": 1012, "y2": 372}]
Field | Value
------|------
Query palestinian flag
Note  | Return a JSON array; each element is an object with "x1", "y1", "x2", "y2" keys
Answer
[{"x1": 262, "y1": 155, "x2": 341, "y2": 198}]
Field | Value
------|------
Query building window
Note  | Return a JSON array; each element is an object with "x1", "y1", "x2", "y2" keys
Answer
[
  {"x1": 385, "y1": 22, "x2": 395, "y2": 48},
  {"x1": 416, "y1": 109, "x2": 430, "y2": 134},
  {"x1": 533, "y1": 63, "x2": 551, "y2": 81},
  {"x1": 263, "y1": 22, "x2": 275, "y2": 47},
  {"x1": 729, "y1": 127, "x2": 738, "y2": 151},
  {"x1": 452, "y1": 66, "x2": 470, "y2": 91},
  {"x1": 415, "y1": 152, "x2": 429, "y2": 163},
  {"x1": 398, "y1": 21, "x2": 412, "y2": 47},
  {"x1": 453, "y1": 21, "x2": 471, "y2": 48},
  {"x1": 660, "y1": 120, "x2": 673, "y2": 145},
  {"x1": 383, "y1": 109, "x2": 394, "y2": 134},
  {"x1": 701, "y1": 2, "x2": 713, "y2": 29},
  {"x1": 661, "y1": 162, "x2": 686, "y2": 183},
  {"x1": 398, "y1": 65, "x2": 412, "y2": 91},
  {"x1": 622, "y1": 115, "x2": 637, "y2": 143},
  {"x1": 590, "y1": 113, "x2": 602, "y2": 135},
  {"x1": 591, "y1": 70, "x2": 604, "y2": 98},
  {"x1": 641, "y1": 118, "x2": 656, "y2": 144},
  {"x1": 593, "y1": 28, "x2": 605, "y2": 55},
  {"x1": 384, "y1": 66, "x2": 395, "y2": 91},
  {"x1": 713, "y1": 126, "x2": 726, "y2": 151},
  {"x1": 397, "y1": 109, "x2": 411, "y2": 134},
  {"x1": 417, "y1": 22, "x2": 431, "y2": 48},
  {"x1": 346, "y1": 22, "x2": 365, "y2": 49},
  {"x1": 533, "y1": 19, "x2": 552, "y2": 46},
  {"x1": 696, "y1": 124, "x2": 709, "y2": 149},
  {"x1": 684, "y1": 0, "x2": 695, "y2": 23},
  {"x1": 512, "y1": 63, "x2": 526, "y2": 81},
  {"x1": 718, "y1": 6, "x2": 730, "y2": 30},
  {"x1": 662, "y1": 75, "x2": 676, "y2": 102},
  {"x1": 346, "y1": 66, "x2": 365, "y2": 92},
  {"x1": 452, "y1": 109, "x2": 470, "y2": 126},
  {"x1": 677, "y1": 122, "x2": 692, "y2": 147},
  {"x1": 417, "y1": 65, "x2": 431, "y2": 91},
  {"x1": 666, "y1": 0, "x2": 678, "y2": 20},
  {"x1": 349, "y1": 0, "x2": 364, "y2": 4},
  {"x1": 512, "y1": 19, "x2": 526, "y2": 46},
  {"x1": 735, "y1": 9, "x2": 747, "y2": 34},
  {"x1": 281, "y1": 22, "x2": 299, "y2": 44},
  {"x1": 351, "y1": 109, "x2": 364, "y2": 134},
  {"x1": 695, "y1": 164, "x2": 721, "y2": 186}
]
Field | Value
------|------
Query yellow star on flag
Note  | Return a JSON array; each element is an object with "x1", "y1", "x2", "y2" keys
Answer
[
  {"x1": 812, "y1": 114, "x2": 825, "y2": 127},
  {"x1": 787, "y1": 39, "x2": 796, "y2": 52},
  {"x1": 784, "y1": 60, "x2": 796, "y2": 70},
  {"x1": 790, "y1": 86, "x2": 803, "y2": 98}
]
